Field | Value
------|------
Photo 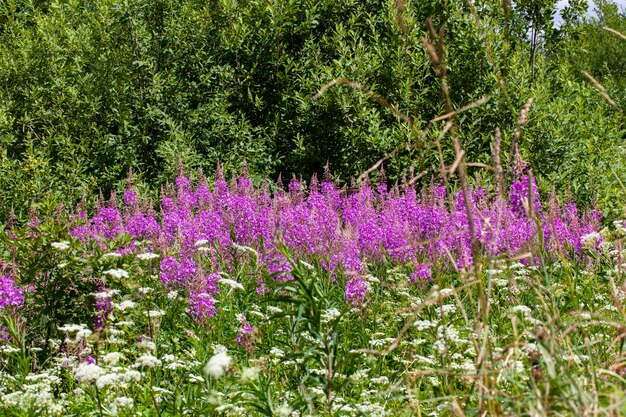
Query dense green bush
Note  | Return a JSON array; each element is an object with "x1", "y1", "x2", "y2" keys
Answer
[{"x1": 0, "y1": 0, "x2": 625, "y2": 220}]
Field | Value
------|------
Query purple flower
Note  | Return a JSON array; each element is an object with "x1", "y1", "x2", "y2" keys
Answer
[
  {"x1": 237, "y1": 319, "x2": 255, "y2": 348},
  {"x1": 159, "y1": 256, "x2": 197, "y2": 287},
  {"x1": 345, "y1": 276, "x2": 368, "y2": 306},
  {"x1": 509, "y1": 175, "x2": 541, "y2": 216},
  {"x1": 409, "y1": 263, "x2": 432, "y2": 283},
  {"x1": 94, "y1": 294, "x2": 112, "y2": 331},
  {"x1": 0, "y1": 275, "x2": 24, "y2": 311},
  {"x1": 189, "y1": 291, "x2": 216, "y2": 323}
]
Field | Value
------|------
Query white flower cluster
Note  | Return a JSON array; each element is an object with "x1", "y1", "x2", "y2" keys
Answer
[
  {"x1": 103, "y1": 269, "x2": 129, "y2": 279},
  {"x1": 321, "y1": 308, "x2": 341, "y2": 323},
  {"x1": 581, "y1": 232, "x2": 601, "y2": 249},
  {"x1": 204, "y1": 352, "x2": 231, "y2": 378},
  {"x1": 51, "y1": 241, "x2": 70, "y2": 251},
  {"x1": 1, "y1": 372, "x2": 66, "y2": 414},
  {"x1": 220, "y1": 278, "x2": 244, "y2": 290},
  {"x1": 137, "y1": 252, "x2": 160, "y2": 261},
  {"x1": 113, "y1": 300, "x2": 137, "y2": 311}
]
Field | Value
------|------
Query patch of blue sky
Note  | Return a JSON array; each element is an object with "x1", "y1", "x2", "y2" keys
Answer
[{"x1": 554, "y1": 0, "x2": 626, "y2": 26}]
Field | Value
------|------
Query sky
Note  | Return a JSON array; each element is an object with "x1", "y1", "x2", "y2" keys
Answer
[{"x1": 555, "y1": 0, "x2": 626, "y2": 25}]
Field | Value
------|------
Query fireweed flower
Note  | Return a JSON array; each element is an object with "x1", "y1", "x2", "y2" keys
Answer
[
  {"x1": 94, "y1": 293, "x2": 112, "y2": 331},
  {"x1": 65, "y1": 170, "x2": 602, "y2": 315},
  {"x1": 189, "y1": 292, "x2": 216, "y2": 323},
  {"x1": 509, "y1": 175, "x2": 541, "y2": 217},
  {"x1": 345, "y1": 276, "x2": 368, "y2": 306},
  {"x1": 237, "y1": 319, "x2": 255, "y2": 351},
  {"x1": 159, "y1": 256, "x2": 196, "y2": 287},
  {"x1": 0, "y1": 274, "x2": 24, "y2": 311},
  {"x1": 409, "y1": 263, "x2": 432, "y2": 283}
]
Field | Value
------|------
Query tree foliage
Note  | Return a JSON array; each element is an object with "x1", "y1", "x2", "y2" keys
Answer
[{"x1": 0, "y1": 0, "x2": 624, "y2": 220}]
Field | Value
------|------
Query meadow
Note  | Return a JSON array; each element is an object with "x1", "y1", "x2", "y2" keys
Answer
[
  {"x1": 2, "y1": 0, "x2": 626, "y2": 415},
  {"x1": 1, "y1": 165, "x2": 625, "y2": 416}
]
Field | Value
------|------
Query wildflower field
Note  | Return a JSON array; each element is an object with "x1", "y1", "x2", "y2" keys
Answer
[
  {"x1": 2, "y1": 0, "x2": 626, "y2": 416},
  {"x1": 2, "y1": 165, "x2": 626, "y2": 416}
]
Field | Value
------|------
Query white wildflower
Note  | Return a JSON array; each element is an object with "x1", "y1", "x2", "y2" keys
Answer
[
  {"x1": 241, "y1": 367, "x2": 261, "y2": 382},
  {"x1": 414, "y1": 319, "x2": 437, "y2": 331},
  {"x1": 194, "y1": 239, "x2": 210, "y2": 247},
  {"x1": 135, "y1": 354, "x2": 161, "y2": 368},
  {"x1": 94, "y1": 289, "x2": 120, "y2": 299},
  {"x1": 167, "y1": 290, "x2": 179, "y2": 300},
  {"x1": 369, "y1": 338, "x2": 395, "y2": 347},
  {"x1": 75, "y1": 329, "x2": 93, "y2": 344},
  {"x1": 270, "y1": 347, "x2": 285, "y2": 358},
  {"x1": 433, "y1": 339, "x2": 447, "y2": 354},
  {"x1": 439, "y1": 288, "x2": 454, "y2": 297},
  {"x1": 51, "y1": 241, "x2": 70, "y2": 251},
  {"x1": 275, "y1": 404, "x2": 292, "y2": 417},
  {"x1": 415, "y1": 355, "x2": 435, "y2": 365},
  {"x1": 438, "y1": 304, "x2": 457, "y2": 316},
  {"x1": 58, "y1": 323, "x2": 88, "y2": 333},
  {"x1": 350, "y1": 369, "x2": 370, "y2": 381},
  {"x1": 231, "y1": 242, "x2": 260, "y2": 257},
  {"x1": 120, "y1": 370, "x2": 141, "y2": 383},
  {"x1": 189, "y1": 373, "x2": 204, "y2": 383},
  {"x1": 113, "y1": 300, "x2": 136, "y2": 311},
  {"x1": 109, "y1": 396, "x2": 134, "y2": 416},
  {"x1": 148, "y1": 310, "x2": 164, "y2": 318},
  {"x1": 107, "y1": 335, "x2": 125, "y2": 345},
  {"x1": 220, "y1": 278, "x2": 244, "y2": 290},
  {"x1": 213, "y1": 344, "x2": 228, "y2": 354},
  {"x1": 1, "y1": 345, "x2": 19, "y2": 353},
  {"x1": 365, "y1": 274, "x2": 381, "y2": 283},
  {"x1": 370, "y1": 376, "x2": 389, "y2": 384},
  {"x1": 101, "y1": 252, "x2": 122, "y2": 259},
  {"x1": 267, "y1": 306, "x2": 283, "y2": 314},
  {"x1": 511, "y1": 305, "x2": 532, "y2": 317},
  {"x1": 137, "y1": 252, "x2": 160, "y2": 261},
  {"x1": 428, "y1": 376, "x2": 440, "y2": 386},
  {"x1": 249, "y1": 310, "x2": 266, "y2": 319},
  {"x1": 299, "y1": 260, "x2": 314, "y2": 270},
  {"x1": 438, "y1": 325, "x2": 463, "y2": 344},
  {"x1": 138, "y1": 287, "x2": 153, "y2": 294},
  {"x1": 204, "y1": 352, "x2": 231, "y2": 379},
  {"x1": 102, "y1": 352, "x2": 123, "y2": 366},
  {"x1": 138, "y1": 340, "x2": 156, "y2": 351},
  {"x1": 321, "y1": 308, "x2": 341, "y2": 323},
  {"x1": 493, "y1": 278, "x2": 509, "y2": 287},
  {"x1": 581, "y1": 232, "x2": 601, "y2": 249},
  {"x1": 165, "y1": 361, "x2": 187, "y2": 370},
  {"x1": 96, "y1": 373, "x2": 120, "y2": 390},
  {"x1": 103, "y1": 269, "x2": 129, "y2": 279},
  {"x1": 74, "y1": 363, "x2": 106, "y2": 383}
]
